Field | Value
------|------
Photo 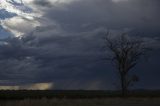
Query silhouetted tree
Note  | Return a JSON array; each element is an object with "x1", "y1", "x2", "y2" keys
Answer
[{"x1": 105, "y1": 32, "x2": 150, "y2": 96}]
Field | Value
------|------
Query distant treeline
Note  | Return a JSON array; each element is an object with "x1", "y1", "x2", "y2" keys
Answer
[{"x1": 0, "y1": 90, "x2": 160, "y2": 100}]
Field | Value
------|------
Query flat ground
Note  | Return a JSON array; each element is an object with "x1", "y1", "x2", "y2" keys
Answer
[{"x1": 0, "y1": 98, "x2": 160, "y2": 106}]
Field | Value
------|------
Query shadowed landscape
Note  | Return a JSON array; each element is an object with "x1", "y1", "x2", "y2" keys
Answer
[
  {"x1": 0, "y1": 90, "x2": 160, "y2": 106},
  {"x1": 1, "y1": 90, "x2": 160, "y2": 99},
  {"x1": 1, "y1": 98, "x2": 160, "y2": 106}
]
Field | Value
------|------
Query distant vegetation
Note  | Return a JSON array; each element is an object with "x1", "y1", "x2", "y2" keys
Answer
[{"x1": 0, "y1": 90, "x2": 160, "y2": 100}]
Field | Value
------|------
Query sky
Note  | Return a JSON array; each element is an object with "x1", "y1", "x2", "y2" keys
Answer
[{"x1": 0, "y1": 0, "x2": 160, "y2": 90}]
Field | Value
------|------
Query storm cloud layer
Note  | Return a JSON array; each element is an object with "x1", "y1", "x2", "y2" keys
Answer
[{"x1": 0, "y1": 0, "x2": 160, "y2": 90}]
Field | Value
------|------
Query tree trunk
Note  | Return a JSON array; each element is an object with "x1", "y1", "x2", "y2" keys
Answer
[{"x1": 120, "y1": 72, "x2": 128, "y2": 96}]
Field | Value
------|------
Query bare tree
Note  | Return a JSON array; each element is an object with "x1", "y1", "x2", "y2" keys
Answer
[{"x1": 105, "y1": 32, "x2": 150, "y2": 96}]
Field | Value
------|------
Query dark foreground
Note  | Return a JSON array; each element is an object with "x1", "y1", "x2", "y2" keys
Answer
[
  {"x1": 0, "y1": 98, "x2": 160, "y2": 106},
  {"x1": 0, "y1": 90, "x2": 160, "y2": 106},
  {"x1": 0, "y1": 90, "x2": 160, "y2": 99}
]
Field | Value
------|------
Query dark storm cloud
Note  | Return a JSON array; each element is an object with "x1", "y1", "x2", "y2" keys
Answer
[
  {"x1": 0, "y1": 38, "x2": 42, "y2": 85},
  {"x1": 33, "y1": 0, "x2": 52, "y2": 7},
  {"x1": 38, "y1": 0, "x2": 160, "y2": 34},
  {"x1": 0, "y1": 29, "x2": 109, "y2": 88},
  {"x1": 0, "y1": 0, "x2": 160, "y2": 89}
]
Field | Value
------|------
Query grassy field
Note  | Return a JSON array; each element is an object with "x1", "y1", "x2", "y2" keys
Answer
[
  {"x1": 0, "y1": 98, "x2": 160, "y2": 106},
  {"x1": 0, "y1": 90, "x2": 160, "y2": 99},
  {"x1": 0, "y1": 90, "x2": 160, "y2": 106}
]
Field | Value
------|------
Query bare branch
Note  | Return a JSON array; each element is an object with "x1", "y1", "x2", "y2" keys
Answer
[{"x1": 104, "y1": 32, "x2": 150, "y2": 96}]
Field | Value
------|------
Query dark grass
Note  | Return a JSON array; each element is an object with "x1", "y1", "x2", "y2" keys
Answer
[
  {"x1": 1, "y1": 98, "x2": 160, "y2": 106},
  {"x1": 0, "y1": 90, "x2": 160, "y2": 100}
]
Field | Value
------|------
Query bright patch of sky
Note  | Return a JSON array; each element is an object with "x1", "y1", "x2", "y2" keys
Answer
[
  {"x1": 0, "y1": 0, "x2": 41, "y2": 37},
  {"x1": 0, "y1": 0, "x2": 76, "y2": 38},
  {"x1": 0, "y1": 82, "x2": 54, "y2": 90}
]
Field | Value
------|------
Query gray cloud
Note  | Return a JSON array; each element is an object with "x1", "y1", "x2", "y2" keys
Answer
[
  {"x1": 37, "y1": 0, "x2": 160, "y2": 34},
  {"x1": 33, "y1": 0, "x2": 52, "y2": 7}
]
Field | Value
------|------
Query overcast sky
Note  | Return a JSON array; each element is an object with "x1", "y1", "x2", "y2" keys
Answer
[{"x1": 0, "y1": 0, "x2": 160, "y2": 90}]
